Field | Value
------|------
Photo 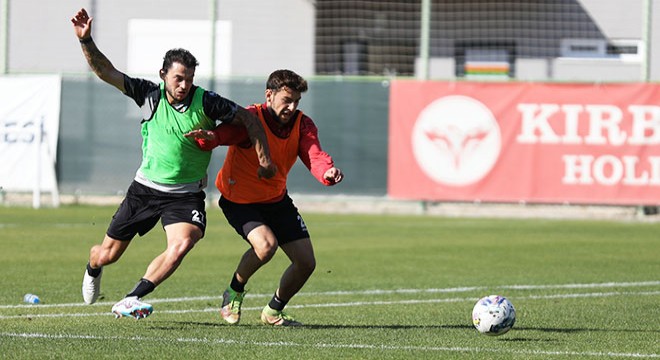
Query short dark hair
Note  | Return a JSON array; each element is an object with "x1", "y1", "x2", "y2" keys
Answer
[
  {"x1": 161, "y1": 48, "x2": 199, "y2": 73},
  {"x1": 266, "y1": 69, "x2": 308, "y2": 93}
]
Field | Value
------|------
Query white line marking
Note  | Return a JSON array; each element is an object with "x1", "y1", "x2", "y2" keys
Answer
[
  {"x1": 0, "y1": 332, "x2": 658, "y2": 358},
  {"x1": 1, "y1": 290, "x2": 658, "y2": 320},
  {"x1": 1, "y1": 280, "x2": 658, "y2": 309}
]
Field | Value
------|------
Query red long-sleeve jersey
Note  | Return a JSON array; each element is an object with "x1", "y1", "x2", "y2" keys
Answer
[{"x1": 195, "y1": 103, "x2": 336, "y2": 185}]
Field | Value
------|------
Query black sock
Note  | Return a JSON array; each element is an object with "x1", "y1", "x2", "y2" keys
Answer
[
  {"x1": 268, "y1": 293, "x2": 288, "y2": 311},
  {"x1": 86, "y1": 262, "x2": 102, "y2": 277},
  {"x1": 126, "y1": 278, "x2": 156, "y2": 299},
  {"x1": 230, "y1": 273, "x2": 245, "y2": 293}
]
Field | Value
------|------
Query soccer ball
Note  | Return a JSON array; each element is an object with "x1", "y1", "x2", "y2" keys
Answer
[{"x1": 472, "y1": 295, "x2": 516, "y2": 336}]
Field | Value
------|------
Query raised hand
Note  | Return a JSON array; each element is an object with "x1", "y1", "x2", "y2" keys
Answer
[{"x1": 71, "y1": 8, "x2": 93, "y2": 40}]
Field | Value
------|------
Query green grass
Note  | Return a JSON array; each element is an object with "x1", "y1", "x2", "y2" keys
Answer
[{"x1": 0, "y1": 205, "x2": 658, "y2": 359}]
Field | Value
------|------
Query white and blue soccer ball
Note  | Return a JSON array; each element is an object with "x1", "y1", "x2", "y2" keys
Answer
[{"x1": 472, "y1": 295, "x2": 516, "y2": 336}]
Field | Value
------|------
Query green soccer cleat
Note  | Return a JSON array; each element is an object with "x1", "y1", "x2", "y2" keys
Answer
[
  {"x1": 260, "y1": 305, "x2": 302, "y2": 326},
  {"x1": 220, "y1": 288, "x2": 245, "y2": 325}
]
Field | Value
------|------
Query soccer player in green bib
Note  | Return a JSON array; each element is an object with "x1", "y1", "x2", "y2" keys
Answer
[{"x1": 71, "y1": 8, "x2": 276, "y2": 319}]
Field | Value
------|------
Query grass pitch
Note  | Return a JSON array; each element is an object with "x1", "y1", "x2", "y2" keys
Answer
[{"x1": 0, "y1": 204, "x2": 658, "y2": 359}]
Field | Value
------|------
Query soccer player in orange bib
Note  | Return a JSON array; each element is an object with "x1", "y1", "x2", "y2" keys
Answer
[{"x1": 185, "y1": 69, "x2": 343, "y2": 326}]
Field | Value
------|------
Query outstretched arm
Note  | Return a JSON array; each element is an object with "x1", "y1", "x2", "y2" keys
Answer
[
  {"x1": 231, "y1": 107, "x2": 277, "y2": 179},
  {"x1": 71, "y1": 8, "x2": 126, "y2": 92},
  {"x1": 184, "y1": 124, "x2": 250, "y2": 150},
  {"x1": 298, "y1": 117, "x2": 344, "y2": 186}
]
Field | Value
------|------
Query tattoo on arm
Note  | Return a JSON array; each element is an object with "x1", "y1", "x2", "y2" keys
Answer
[
  {"x1": 80, "y1": 41, "x2": 125, "y2": 91},
  {"x1": 82, "y1": 42, "x2": 108, "y2": 75}
]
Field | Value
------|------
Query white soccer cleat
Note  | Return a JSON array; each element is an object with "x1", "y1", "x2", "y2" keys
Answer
[
  {"x1": 112, "y1": 296, "x2": 153, "y2": 320},
  {"x1": 82, "y1": 267, "x2": 103, "y2": 304}
]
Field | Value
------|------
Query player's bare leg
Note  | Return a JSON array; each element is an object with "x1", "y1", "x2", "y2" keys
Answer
[
  {"x1": 83, "y1": 235, "x2": 129, "y2": 304},
  {"x1": 89, "y1": 235, "x2": 130, "y2": 268},
  {"x1": 111, "y1": 223, "x2": 201, "y2": 320},
  {"x1": 277, "y1": 238, "x2": 316, "y2": 300},
  {"x1": 142, "y1": 222, "x2": 202, "y2": 285},
  {"x1": 261, "y1": 238, "x2": 315, "y2": 326},
  {"x1": 236, "y1": 225, "x2": 279, "y2": 282},
  {"x1": 220, "y1": 225, "x2": 277, "y2": 324}
]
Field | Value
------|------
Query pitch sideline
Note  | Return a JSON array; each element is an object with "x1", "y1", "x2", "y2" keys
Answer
[
  {"x1": 0, "y1": 289, "x2": 658, "y2": 320},
  {"x1": 0, "y1": 280, "x2": 658, "y2": 310},
  {"x1": 0, "y1": 331, "x2": 658, "y2": 358}
]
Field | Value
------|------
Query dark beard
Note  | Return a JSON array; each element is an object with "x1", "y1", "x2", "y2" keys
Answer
[{"x1": 268, "y1": 107, "x2": 288, "y2": 126}]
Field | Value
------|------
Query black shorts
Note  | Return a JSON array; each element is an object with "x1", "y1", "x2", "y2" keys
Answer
[
  {"x1": 218, "y1": 194, "x2": 309, "y2": 245},
  {"x1": 106, "y1": 181, "x2": 207, "y2": 241}
]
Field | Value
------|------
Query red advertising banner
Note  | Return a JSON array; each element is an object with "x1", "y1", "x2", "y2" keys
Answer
[{"x1": 388, "y1": 81, "x2": 660, "y2": 205}]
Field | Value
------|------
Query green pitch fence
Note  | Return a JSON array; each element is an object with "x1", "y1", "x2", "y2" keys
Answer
[{"x1": 58, "y1": 76, "x2": 389, "y2": 197}]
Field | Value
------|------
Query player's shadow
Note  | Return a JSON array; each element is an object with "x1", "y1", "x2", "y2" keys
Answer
[
  {"x1": 303, "y1": 324, "x2": 473, "y2": 330},
  {"x1": 513, "y1": 326, "x2": 660, "y2": 334},
  {"x1": 153, "y1": 321, "x2": 660, "y2": 336},
  {"x1": 152, "y1": 321, "x2": 473, "y2": 331},
  {"x1": 149, "y1": 321, "x2": 225, "y2": 330}
]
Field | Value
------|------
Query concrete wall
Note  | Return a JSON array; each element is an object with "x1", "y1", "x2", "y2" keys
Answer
[
  {"x1": 216, "y1": 1, "x2": 315, "y2": 77},
  {"x1": 4, "y1": 0, "x2": 314, "y2": 77}
]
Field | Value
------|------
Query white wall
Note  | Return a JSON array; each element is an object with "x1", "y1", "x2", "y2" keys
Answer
[
  {"x1": 7, "y1": 0, "x2": 314, "y2": 78},
  {"x1": 578, "y1": 0, "x2": 643, "y2": 39},
  {"x1": 216, "y1": 0, "x2": 315, "y2": 77},
  {"x1": 126, "y1": 19, "x2": 232, "y2": 78}
]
